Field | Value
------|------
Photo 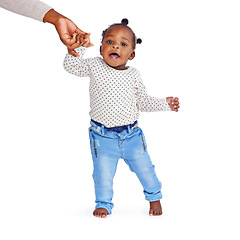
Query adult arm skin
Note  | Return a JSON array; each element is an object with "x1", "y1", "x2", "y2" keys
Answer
[{"x1": 0, "y1": 0, "x2": 88, "y2": 56}]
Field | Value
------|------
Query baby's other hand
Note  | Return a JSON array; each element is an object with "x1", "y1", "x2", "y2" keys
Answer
[
  {"x1": 166, "y1": 97, "x2": 180, "y2": 112},
  {"x1": 67, "y1": 33, "x2": 94, "y2": 57}
]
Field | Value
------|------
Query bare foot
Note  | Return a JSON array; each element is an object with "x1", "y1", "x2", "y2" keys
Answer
[
  {"x1": 149, "y1": 200, "x2": 162, "y2": 216},
  {"x1": 93, "y1": 208, "x2": 108, "y2": 218}
]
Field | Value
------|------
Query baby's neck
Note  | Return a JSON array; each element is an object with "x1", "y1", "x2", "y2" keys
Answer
[{"x1": 102, "y1": 58, "x2": 128, "y2": 71}]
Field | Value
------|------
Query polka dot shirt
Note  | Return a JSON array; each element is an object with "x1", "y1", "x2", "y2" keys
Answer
[{"x1": 63, "y1": 47, "x2": 171, "y2": 128}]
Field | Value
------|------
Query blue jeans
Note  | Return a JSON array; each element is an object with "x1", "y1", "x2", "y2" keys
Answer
[{"x1": 88, "y1": 121, "x2": 162, "y2": 214}]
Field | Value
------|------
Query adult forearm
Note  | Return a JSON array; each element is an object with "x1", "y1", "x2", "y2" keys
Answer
[{"x1": 43, "y1": 8, "x2": 64, "y2": 24}]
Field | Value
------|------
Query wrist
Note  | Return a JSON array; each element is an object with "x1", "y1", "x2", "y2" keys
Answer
[
  {"x1": 43, "y1": 9, "x2": 65, "y2": 25},
  {"x1": 166, "y1": 97, "x2": 173, "y2": 110},
  {"x1": 166, "y1": 97, "x2": 171, "y2": 104}
]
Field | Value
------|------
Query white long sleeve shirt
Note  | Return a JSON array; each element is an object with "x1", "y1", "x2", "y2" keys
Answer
[
  {"x1": 0, "y1": 0, "x2": 51, "y2": 21},
  {"x1": 63, "y1": 47, "x2": 171, "y2": 128}
]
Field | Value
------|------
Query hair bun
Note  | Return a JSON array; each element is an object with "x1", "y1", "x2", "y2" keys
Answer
[
  {"x1": 121, "y1": 18, "x2": 129, "y2": 25},
  {"x1": 137, "y1": 38, "x2": 142, "y2": 44}
]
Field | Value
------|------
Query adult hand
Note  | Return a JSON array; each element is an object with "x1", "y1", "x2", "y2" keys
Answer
[
  {"x1": 43, "y1": 9, "x2": 89, "y2": 57},
  {"x1": 55, "y1": 17, "x2": 85, "y2": 46}
]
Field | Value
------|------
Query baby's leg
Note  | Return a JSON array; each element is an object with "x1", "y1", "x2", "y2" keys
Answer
[
  {"x1": 123, "y1": 129, "x2": 163, "y2": 216},
  {"x1": 89, "y1": 129, "x2": 120, "y2": 217}
]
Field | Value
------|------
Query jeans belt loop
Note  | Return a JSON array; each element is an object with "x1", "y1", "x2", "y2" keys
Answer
[
  {"x1": 96, "y1": 126, "x2": 101, "y2": 133},
  {"x1": 101, "y1": 125, "x2": 105, "y2": 135}
]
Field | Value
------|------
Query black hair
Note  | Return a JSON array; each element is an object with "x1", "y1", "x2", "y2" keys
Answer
[{"x1": 101, "y1": 18, "x2": 142, "y2": 49}]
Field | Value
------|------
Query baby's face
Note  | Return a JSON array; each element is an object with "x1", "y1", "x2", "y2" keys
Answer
[{"x1": 100, "y1": 25, "x2": 135, "y2": 70}]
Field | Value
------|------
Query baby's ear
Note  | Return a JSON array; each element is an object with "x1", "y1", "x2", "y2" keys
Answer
[
  {"x1": 100, "y1": 45, "x2": 103, "y2": 56},
  {"x1": 128, "y1": 50, "x2": 135, "y2": 60}
]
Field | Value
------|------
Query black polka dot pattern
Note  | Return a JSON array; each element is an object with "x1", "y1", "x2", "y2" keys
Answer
[{"x1": 63, "y1": 47, "x2": 170, "y2": 128}]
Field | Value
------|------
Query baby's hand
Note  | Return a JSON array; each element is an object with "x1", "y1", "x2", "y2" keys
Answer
[
  {"x1": 166, "y1": 97, "x2": 180, "y2": 112},
  {"x1": 77, "y1": 33, "x2": 94, "y2": 47},
  {"x1": 67, "y1": 33, "x2": 94, "y2": 57}
]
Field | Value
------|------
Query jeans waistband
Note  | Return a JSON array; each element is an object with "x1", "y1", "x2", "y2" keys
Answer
[{"x1": 91, "y1": 119, "x2": 138, "y2": 133}]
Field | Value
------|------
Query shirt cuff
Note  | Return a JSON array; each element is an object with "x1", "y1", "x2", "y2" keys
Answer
[
  {"x1": 35, "y1": 2, "x2": 52, "y2": 22},
  {"x1": 74, "y1": 47, "x2": 87, "y2": 57}
]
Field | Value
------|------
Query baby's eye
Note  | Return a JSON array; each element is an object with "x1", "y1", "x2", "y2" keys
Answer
[
  {"x1": 106, "y1": 40, "x2": 113, "y2": 44},
  {"x1": 121, "y1": 43, "x2": 127, "y2": 47}
]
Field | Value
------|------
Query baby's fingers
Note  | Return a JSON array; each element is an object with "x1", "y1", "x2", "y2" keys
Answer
[
  {"x1": 171, "y1": 98, "x2": 180, "y2": 112},
  {"x1": 172, "y1": 97, "x2": 179, "y2": 104},
  {"x1": 173, "y1": 103, "x2": 180, "y2": 112},
  {"x1": 82, "y1": 33, "x2": 94, "y2": 47},
  {"x1": 174, "y1": 106, "x2": 179, "y2": 112}
]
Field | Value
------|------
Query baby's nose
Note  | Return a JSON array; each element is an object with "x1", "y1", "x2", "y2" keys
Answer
[{"x1": 113, "y1": 44, "x2": 119, "y2": 49}]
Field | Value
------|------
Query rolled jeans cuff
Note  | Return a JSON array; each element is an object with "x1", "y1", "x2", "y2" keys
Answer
[{"x1": 144, "y1": 190, "x2": 162, "y2": 202}]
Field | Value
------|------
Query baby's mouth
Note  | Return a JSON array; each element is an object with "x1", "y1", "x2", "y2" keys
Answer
[{"x1": 109, "y1": 53, "x2": 120, "y2": 59}]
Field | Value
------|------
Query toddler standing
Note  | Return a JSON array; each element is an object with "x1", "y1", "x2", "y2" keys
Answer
[{"x1": 63, "y1": 19, "x2": 180, "y2": 218}]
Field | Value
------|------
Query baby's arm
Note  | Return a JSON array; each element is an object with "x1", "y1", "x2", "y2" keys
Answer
[
  {"x1": 63, "y1": 47, "x2": 92, "y2": 77},
  {"x1": 136, "y1": 74, "x2": 180, "y2": 112}
]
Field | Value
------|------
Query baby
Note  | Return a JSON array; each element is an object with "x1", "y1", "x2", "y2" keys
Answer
[{"x1": 63, "y1": 19, "x2": 180, "y2": 218}]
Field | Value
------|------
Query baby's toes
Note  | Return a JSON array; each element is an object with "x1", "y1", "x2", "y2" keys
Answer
[{"x1": 149, "y1": 209, "x2": 154, "y2": 216}]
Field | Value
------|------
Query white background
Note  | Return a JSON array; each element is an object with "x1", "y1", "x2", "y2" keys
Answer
[{"x1": 0, "y1": 0, "x2": 240, "y2": 239}]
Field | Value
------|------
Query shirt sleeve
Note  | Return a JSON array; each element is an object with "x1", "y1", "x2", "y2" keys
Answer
[
  {"x1": 63, "y1": 47, "x2": 92, "y2": 77},
  {"x1": 136, "y1": 73, "x2": 171, "y2": 112},
  {"x1": 0, "y1": 0, "x2": 52, "y2": 22}
]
